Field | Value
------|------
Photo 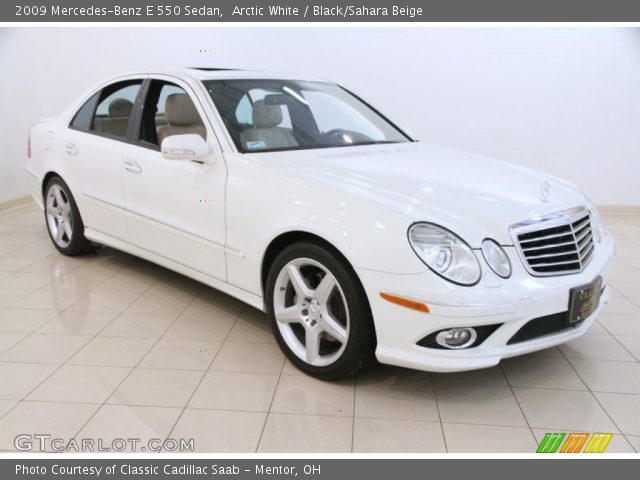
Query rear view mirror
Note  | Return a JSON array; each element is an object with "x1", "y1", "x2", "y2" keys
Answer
[
  {"x1": 263, "y1": 93, "x2": 290, "y2": 105},
  {"x1": 161, "y1": 134, "x2": 211, "y2": 163}
]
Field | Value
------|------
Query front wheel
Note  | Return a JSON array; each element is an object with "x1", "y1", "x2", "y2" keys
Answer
[
  {"x1": 44, "y1": 177, "x2": 96, "y2": 256},
  {"x1": 265, "y1": 241, "x2": 376, "y2": 380}
]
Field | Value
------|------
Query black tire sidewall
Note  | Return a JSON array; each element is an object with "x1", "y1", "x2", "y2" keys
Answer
[{"x1": 265, "y1": 241, "x2": 376, "y2": 380}]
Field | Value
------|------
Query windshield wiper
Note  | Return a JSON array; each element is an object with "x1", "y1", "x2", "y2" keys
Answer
[{"x1": 335, "y1": 140, "x2": 401, "y2": 148}]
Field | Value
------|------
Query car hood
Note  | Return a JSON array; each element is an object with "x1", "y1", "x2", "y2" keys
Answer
[{"x1": 250, "y1": 142, "x2": 585, "y2": 246}]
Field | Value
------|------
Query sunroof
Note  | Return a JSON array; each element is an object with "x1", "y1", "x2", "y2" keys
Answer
[{"x1": 189, "y1": 67, "x2": 240, "y2": 71}]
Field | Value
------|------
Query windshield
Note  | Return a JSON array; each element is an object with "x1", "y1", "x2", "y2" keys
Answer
[{"x1": 202, "y1": 79, "x2": 411, "y2": 153}]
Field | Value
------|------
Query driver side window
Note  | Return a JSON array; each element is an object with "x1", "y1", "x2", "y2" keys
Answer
[{"x1": 138, "y1": 80, "x2": 206, "y2": 150}]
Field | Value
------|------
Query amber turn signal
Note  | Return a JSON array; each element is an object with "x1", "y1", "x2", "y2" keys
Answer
[{"x1": 380, "y1": 292, "x2": 429, "y2": 313}]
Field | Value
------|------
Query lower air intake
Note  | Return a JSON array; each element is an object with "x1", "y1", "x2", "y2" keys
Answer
[{"x1": 507, "y1": 312, "x2": 578, "y2": 345}]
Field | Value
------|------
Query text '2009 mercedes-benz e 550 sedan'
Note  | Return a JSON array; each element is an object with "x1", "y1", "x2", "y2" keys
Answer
[{"x1": 26, "y1": 68, "x2": 614, "y2": 379}]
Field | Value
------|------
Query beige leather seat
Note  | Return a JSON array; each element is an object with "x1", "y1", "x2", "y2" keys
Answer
[
  {"x1": 157, "y1": 94, "x2": 206, "y2": 145},
  {"x1": 94, "y1": 98, "x2": 133, "y2": 138},
  {"x1": 107, "y1": 98, "x2": 134, "y2": 137},
  {"x1": 240, "y1": 100, "x2": 298, "y2": 150}
]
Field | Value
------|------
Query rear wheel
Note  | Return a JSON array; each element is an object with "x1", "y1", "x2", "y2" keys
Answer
[
  {"x1": 265, "y1": 241, "x2": 376, "y2": 380},
  {"x1": 44, "y1": 177, "x2": 96, "y2": 256}
]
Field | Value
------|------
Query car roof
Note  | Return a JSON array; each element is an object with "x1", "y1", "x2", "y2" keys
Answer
[{"x1": 117, "y1": 67, "x2": 332, "y2": 83}]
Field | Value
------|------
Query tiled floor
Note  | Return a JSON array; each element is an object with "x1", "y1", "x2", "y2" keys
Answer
[{"x1": 1, "y1": 202, "x2": 640, "y2": 453}]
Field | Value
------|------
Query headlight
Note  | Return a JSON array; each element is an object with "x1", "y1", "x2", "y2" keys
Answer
[
  {"x1": 408, "y1": 223, "x2": 481, "y2": 286},
  {"x1": 481, "y1": 239, "x2": 512, "y2": 278}
]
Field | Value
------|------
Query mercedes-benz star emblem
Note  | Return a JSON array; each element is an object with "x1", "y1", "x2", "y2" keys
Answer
[{"x1": 540, "y1": 180, "x2": 551, "y2": 203}]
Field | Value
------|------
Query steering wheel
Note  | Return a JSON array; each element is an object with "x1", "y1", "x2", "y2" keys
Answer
[{"x1": 320, "y1": 128, "x2": 373, "y2": 146}]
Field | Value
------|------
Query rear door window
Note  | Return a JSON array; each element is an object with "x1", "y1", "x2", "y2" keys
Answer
[{"x1": 70, "y1": 79, "x2": 143, "y2": 142}]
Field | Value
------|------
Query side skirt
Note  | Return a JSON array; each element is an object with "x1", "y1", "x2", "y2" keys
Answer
[{"x1": 84, "y1": 227, "x2": 265, "y2": 312}]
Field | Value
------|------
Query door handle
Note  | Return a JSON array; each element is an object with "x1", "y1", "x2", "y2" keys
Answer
[
  {"x1": 64, "y1": 143, "x2": 78, "y2": 156},
  {"x1": 123, "y1": 159, "x2": 142, "y2": 174}
]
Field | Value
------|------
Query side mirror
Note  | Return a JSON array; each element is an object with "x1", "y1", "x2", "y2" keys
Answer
[
  {"x1": 399, "y1": 125, "x2": 418, "y2": 141},
  {"x1": 161, "y1": 134, "x2": 211, "y2": 163}
]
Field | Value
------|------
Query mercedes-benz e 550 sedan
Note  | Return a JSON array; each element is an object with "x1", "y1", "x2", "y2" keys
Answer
[{"x1": 26, "y1": 68, "x2": 614, "y2": 379}]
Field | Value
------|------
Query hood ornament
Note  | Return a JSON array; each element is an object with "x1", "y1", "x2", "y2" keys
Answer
[{"x1": 540, "y1": 180, "x2": 551, "y2": 203}]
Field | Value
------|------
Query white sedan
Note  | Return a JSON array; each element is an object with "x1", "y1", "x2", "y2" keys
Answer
[{"x1": 26, "y1": 68, "x2": 615, "y2": 379}]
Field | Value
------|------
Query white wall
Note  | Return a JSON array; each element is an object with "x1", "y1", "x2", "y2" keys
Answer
[{"x1": 1, "y1": 27, "x2": 638, "y2": 205}]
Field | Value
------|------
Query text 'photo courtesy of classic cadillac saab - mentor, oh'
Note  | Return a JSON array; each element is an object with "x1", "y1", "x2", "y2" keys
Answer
[{"x1": 25, "y1": 68, "x2": 615, "y2": 379}]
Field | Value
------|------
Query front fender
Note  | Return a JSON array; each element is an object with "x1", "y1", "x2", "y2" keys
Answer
[{"x1": 225, "y1": 153, "x2": 427, "y2": 297}]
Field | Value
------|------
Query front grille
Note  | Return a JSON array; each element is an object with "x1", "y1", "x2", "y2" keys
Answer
[
  {"x1": 511, "y1": 207, "x2": 594, "y2": 276},
  {"x1": 507, "y1": 312, "x2": 577, "y2": 345}
]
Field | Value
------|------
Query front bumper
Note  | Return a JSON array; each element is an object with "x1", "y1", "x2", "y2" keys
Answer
[{"x1": 357, "y1": 236, "x2": 615, "y2": 372}]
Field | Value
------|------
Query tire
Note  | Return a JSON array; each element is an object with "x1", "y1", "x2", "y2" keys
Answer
[
  {"x1": 44, "y1": 176, "x2": 96, "y2": 256},
  {"x1": 265, "y1": 241, "x2": 377, "y2": 380}
]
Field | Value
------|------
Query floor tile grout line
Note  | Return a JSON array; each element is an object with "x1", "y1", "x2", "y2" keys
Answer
[
  {"x1": 6, "y1": 358, "x2": 639, "y2": 393},
  {"x1": 0, "y1": 272, "x2": 150, "y2": 420},
  {"x1": 0, "y1": 334, "x2": 28, "y2": 356},
  {"x1": 0, "y1": 263, "x2": 150, "y2": 365},
  {"x1": 558, "y1": 347, "x2": 633, "y2": 447},
  {"x1": 0, "y1": 239, "x2": 46, "y2": 271},
  {"x1": 499, "y1": 363, "x2": 538, "y2": 446},
  {"x1": 9, "y1": 236, "x2": 112, "y2": 289},
  {"x1": 13, "y1": 241, "x2": 160, "y2": 302},
  {"x1": 163, "y1": 303, "x2": 244, "y2": 449},
  {"x1": 618, "y1": 289, "x2": 640, "y2": 311},
  {"x1": 2, "y1": 363, "x2": 218, "y2": 373},
  {"x1": 26, "y1": 260, "x2": 134, "y2": 313},
  {"x1": 5, "y1": 257, "x2": 188, "y2": 354},
  {"x1": 0, "y1": 288, "x2": 39, "y2": 310},
  {"x1": 562, "y1": 347, "x2": 640, "y2": 369},
  {"x1": 255, "y1": 341, "x2": 287, "y2": 454},
  {"x1": 0, "y1": 302, "x2": 109, "y2": 403},
  {"x1": 598, "y1": 310, "x2": 640, "y2": 318},
  {"x1": 622, "y1": 434, "x2": 639, "y2": 453},
  {"x1": 0, "y1": 394, "x2": 628, "y2": 430},
  {"x1": 546, "y1": 355, "x2": 640, "y2": 367},
  {"x1": 595, "y1": 316, "x2": 640, "y2": 363},
  {"x1": 0, "y1": 309, "x2": 116, "y2": 423},
  {"x1": 1, "y1": 363, "x2": 289, "y2": 375},
  {"x1": 0, "y1": 201, "x2": 42, "y2": 217},
  {"x1": 615, "y1": 256, "x2": 640, "y2": 274},
  {"x1": 479, "y1": 385, "x2": 640, "y2": 397},
  {"x1": 30, "y1": 253, "x2": 126, "y2": 294},
  {"x1": 67, "y1": 275, "x2": 170, "y2": 440},
  {"x1": 2, "y1": 360, "x2": 637, "y2": 393},
  {"x1": 429, "y1": 372, "x2": 449, "y2": 453}
]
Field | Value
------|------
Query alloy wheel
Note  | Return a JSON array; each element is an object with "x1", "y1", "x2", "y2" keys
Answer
[
  {"x1": 46, "y1": 184, "x2": 73, "y2": 248},
  {"x1": 273, "y1": 258, "x2": 350, "y2": 367}
]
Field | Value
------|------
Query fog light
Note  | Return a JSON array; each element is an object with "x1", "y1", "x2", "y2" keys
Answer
[{"x1": 435, "y1": 327, "x2": 477, "y2": 349}]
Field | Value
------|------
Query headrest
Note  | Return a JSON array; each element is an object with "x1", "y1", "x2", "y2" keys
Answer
[
  {"x1": 252, "y1": 100, "x2": 283, "y2": 128},
  {"x1": 108, "y1": 98, "x2": 133, "y2": 118},
  {"x1": 165, "y1": 94, "x2": 200, "y2": 126}
]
